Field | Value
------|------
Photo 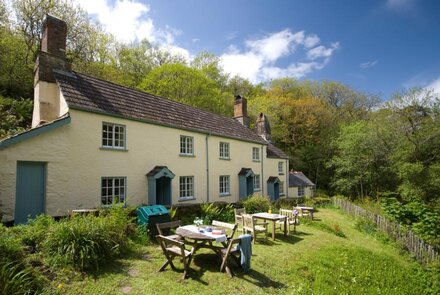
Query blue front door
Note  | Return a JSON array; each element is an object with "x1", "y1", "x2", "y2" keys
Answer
[{"x1": 15, "y1": 162, "x2": 46, "y2": 224}]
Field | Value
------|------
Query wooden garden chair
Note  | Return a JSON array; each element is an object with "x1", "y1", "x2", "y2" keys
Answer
[
  {"x1": 234, "y1": 208, "x2": 246, "y2": 229},
  {"x1": 242, "y1": 214, "x2": 267, "y2": 244},
  {"x1": 278, "y1": 209, "x2": 299, "y2": 234},
  {"x1": 156, "y1": 235, "x2": 194, "y2": 280},
  {"x1": 219, "y1": 237, "x2": 242, "y2": 277},
  {"x1": 294, "y1": 207, "x2": 311, "y2": 219},
  {"x1": 156, "y1": 220, "x2": 182, "y2": 241},
  {"x1": 212, "y1": 220, "x2": 238, "y2": 246},
  {"x1": 219, "y1": 235, "x2": 252, "y2": 277}
]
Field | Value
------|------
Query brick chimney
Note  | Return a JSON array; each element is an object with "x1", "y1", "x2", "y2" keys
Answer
[
  {"x1": 32, "y1": 15, "x2": 69, "y2": 127},
  {"x1": 256, "y1": 113, "x2": 272, "y2": 142},
  {"x1": 233, "y1": 95, "x2": 249, "y2": 127}
]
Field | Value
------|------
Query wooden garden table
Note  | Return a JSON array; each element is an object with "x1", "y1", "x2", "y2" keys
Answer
[{"x1": 252, "y1": 213, "x2": 287, "y2": 240}]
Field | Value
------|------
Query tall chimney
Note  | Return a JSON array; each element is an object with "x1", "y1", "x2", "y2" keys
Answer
[
  {"x1": 256, "y1": 113, "x2": 272, "y2": 142},
  {"x1": 233, "y1": 95, "x2": 249, "y2": 127},
  {"x1": 32, "y1": 15, "x2": 69, "y2": 127}
]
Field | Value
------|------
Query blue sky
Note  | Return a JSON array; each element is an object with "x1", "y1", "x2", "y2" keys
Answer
[{"x1": 76, "y1": 0, "x2": 440, "y2": 99}]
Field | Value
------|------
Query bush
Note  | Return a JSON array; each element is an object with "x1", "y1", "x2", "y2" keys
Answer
[
  {"x1": 273, "y1": 197, "x2": 300, "y2": 210},
  {"x1": 200, "y1": 202, "x2": 235, "y2": 224},
  {"x1": 0, "y1": 225, "x2": 43, "y2": 294},
  {"x1": 240, "y1": 193, "x2": 271, "y2": 214},
  {"x1": 354, "y1": 217, "x2": 377, "y2": 236},
  {"x1": 11, "y1": 215, "x2": 55, "y2": 253},
  {"x1": 43, "y1": 208, "x2": 134, "y2": 271}
]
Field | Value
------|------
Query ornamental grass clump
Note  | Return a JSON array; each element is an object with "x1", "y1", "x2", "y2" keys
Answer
[{"x1": 44, "y1": 208, "x2": 134, "y2": 271}]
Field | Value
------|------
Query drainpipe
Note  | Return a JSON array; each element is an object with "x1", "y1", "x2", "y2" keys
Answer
[
  {"x1": 206, "y1": 133, "x2": 210, "y2": 203},
  {"x1": 261, "y1": 144, "x2": 264, "y2": 194},
  {"x1": 285, "y1": 158, "x2": 288, "y2": 197}
]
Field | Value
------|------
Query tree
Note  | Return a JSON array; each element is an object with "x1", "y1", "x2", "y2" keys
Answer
[
  {"x1": 0, "y1": 95, "x2": 33, "y2": 139},
  {"x1": 140, "y1": 63, "x2": 232, "y2": 115}
]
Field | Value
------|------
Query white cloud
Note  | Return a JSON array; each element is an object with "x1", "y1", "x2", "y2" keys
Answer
[
  {"x1": 426, "y1": 77, "x2": 440, "y2": 95},
  {"x1": 304, "y1": 34, "x2": 320, "y2": 48},
  {"x1": 306, "y1": 42, "x2": 340, "y2": 60},
  {"x1": 75, "y1": 0, "x2": 183, "y2": 46},
  {"x1": 360, "y1": 60, "x2": 378, "y2": 69},
  {"x1": 221, "y1": 29, "x2": 338, "y2": 82}
]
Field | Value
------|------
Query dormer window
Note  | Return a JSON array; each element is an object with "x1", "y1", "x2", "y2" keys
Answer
[{"x1": 102, "y1": 122, "x2": 125, "y2": 149}]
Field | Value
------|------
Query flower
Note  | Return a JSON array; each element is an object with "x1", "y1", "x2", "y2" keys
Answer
[{"x1": 194, "y1": 217, "x2": 203, "y2": 226}]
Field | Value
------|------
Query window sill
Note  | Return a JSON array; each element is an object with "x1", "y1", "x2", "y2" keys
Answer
[
  {"x1": 280, "y1": 193, "x2": 285, "y2": 196},
  {"x1": 219, "y1": 193, "x2": 231, "y2": 197},
  {"x1": 252, "y1": 159, "x2": 261, "y2": 162},
  {"x1": 178, "y1": 197, "x2": 196, "y2": 202},
  {"x1": 219, "y1": 157, "x2": 231, "y2": 161},
  {"x1": 100, "y1": 147, "x2": 128, "y2": 152},
  {"x1": 254, "y1": 189, "x2": 261, "y2": 192},
  {"x1": 179, "y1": 154, "x2": 195, "y2": 158},
  {"x1": 279, "y1": 173, "x2": 285, "y2": 175}
]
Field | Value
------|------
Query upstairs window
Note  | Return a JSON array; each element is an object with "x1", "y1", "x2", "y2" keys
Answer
[
  {"x1": 219, "y1": 142, "x2": 230, "y2": 159},
  {"x1": 179, "y1": 176, "x2": 194, "y2": 199},
  {"x1": 102, "y1": 122, "x2": 125, "y2": 149},
  {"x1": 252, "y1": 147, "x2": 260, "y2": 161},
  {"x1": 253, "y1": 174, "x2": 261, "y2": 191},
  {"x1": 278, "y1": 162, "x2": 284, "y2": 174},
  {"x1": 219, "y1": 176, "x2": 230, "y2": 195},
  {"x1": 101, "y1": 177, "x2": 126, "y2": 205},
  {"x1": 180, "y1": 136, "x2": 194, "y2": 155}
]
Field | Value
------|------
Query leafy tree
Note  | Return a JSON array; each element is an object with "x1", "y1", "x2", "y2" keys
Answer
[
  {"x1": 0, "y1": 95, "x2": 33, "y2": 139},
  {"x1": 140, "y1": 63, "x2": 232, "y2": 115},
  {"x1": 191, "y1": 52, "x2": 228, "y2": 90},
  {"x1": 0, "y1": 26, "x2": 33, "y2": 98}
]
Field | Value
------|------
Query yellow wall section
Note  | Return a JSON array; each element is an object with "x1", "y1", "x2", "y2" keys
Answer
[{"x1": 1, "y1": 108, "x2": 289, "y2": 222}]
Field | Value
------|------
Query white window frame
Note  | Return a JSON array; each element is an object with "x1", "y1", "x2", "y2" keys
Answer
[
  {"x1": 219, "y1": 175, "x2": 230, "y2": 196},
  {"x1": 102, "y1": 122, "x2": 126, "y2": 149},
  {"x1": 298, "y1": 186, "x2": 305, "y2": 197},
  {"x1": 253, "y1": 174, "x2": 261, "y2": 191},
  {"x1": 279, "y1": 181, "x2": 285, "y2": 195},
  {"x1": 180, "y1": 136, "x2": 194, "y2": 156},
  {"x1": 179, "y1": 176, "x2": 194, "y2": 199},
  {"x1": 219, "y1": 142, "x2": 230, "y2": 159},
  {"x1": 101, "y1": 177, "x2": 126, "y2": 206},
  {"x1": 252, "y1": 147, "x2": 260, "y2": 161},
  {"x1": 278, "y1": 162, "x2": 284, "y2": 174}
]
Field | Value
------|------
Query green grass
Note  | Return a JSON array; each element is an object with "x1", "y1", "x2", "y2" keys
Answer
[{"x1": 54, "y1": 208, "x2": 439, "y2": 294}]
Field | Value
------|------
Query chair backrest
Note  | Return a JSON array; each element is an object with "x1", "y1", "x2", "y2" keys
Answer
[
  {"x1": 242, "y1": 214, "x2": 255, "y2": 232},
  {"x1": 156, "y1": 234, "x2": 186, "y2": 257},
  {"x1": 212, "y1": 220, "x2": 238, "y2": 239},
  {"x1": 156, "y1": 220, "x2": 181, "y2": 236},
  {"x1": 234, "y1": 208, "x2": 246, "y2": 224},
  {"x1": 279, "y1": 208, "x2": 293, "y2": 218}
]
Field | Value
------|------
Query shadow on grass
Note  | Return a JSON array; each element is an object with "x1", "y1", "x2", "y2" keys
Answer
[{"x1": 190, "y1": 253, "x2": 286, "y2": 290}]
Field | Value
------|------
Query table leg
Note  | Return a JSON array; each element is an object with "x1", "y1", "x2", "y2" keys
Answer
[
  {"x1": 284, "y1": 218, "x2": 287, "y2": 237},
  {"x1": 272, "y1": 220, "x2": 276, "y2": 240}
]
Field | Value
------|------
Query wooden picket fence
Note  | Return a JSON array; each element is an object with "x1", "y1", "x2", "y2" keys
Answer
[{"x1": 333, "y1": 198, "x2": 439, "y2": 264}]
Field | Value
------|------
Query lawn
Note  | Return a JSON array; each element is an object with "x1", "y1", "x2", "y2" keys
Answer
[{"x1": 58, "y1": 207, "x2": 439, "y2": 295}]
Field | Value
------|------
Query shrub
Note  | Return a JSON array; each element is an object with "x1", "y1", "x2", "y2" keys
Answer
[
  {"x1": 354, "y1": 217, "x2": 377, "y2": 236},
  {"x1": 241, "y1": 193, "x2": 271, "y2": 214},
  {"x1": 273, "y1": 198, "x2": 300, "y2": 210},
  {"x1": 43, "y1": 209, "x2": 134, "y2": 271},
  {"x1": 200, "y1": 202, "x2": 235, "y2": 224},
  {"x1": 11, "y1": 214, "x2": 55, "y2": 253},
  {"x1": 0, "y1": 225, "x2": 43, "y2": 294}
]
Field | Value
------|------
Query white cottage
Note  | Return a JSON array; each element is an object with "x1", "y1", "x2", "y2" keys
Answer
[{"x1": 0, "y1": 16, "x2": 289, "y2": 223}]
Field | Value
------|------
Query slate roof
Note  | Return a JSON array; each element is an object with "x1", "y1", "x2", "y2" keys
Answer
[
  {"x1": 54, "y1": 71, "x2": 266, "y2": 144},
  {"x1": 267, "y1": 143, "x2": 289, "y2": 159},
  {"x1": 289, "y1": 172, "x2": 315, "y2": 187},
  {"x1": 238, "y1": 168, "x2": 254, "y2": 176},
  {"x1": 267, "y1": 176, "x2": 280, "y2": 183}
]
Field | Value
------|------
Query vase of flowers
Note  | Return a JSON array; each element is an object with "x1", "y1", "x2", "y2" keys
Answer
[{"x1": 194, "y1": 217, "x2": 203, "y2": 229}]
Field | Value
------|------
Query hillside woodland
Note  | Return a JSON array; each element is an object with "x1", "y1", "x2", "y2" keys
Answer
[{"x1": 0, "y1": 0, "x2": 439, "y2": 246}]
